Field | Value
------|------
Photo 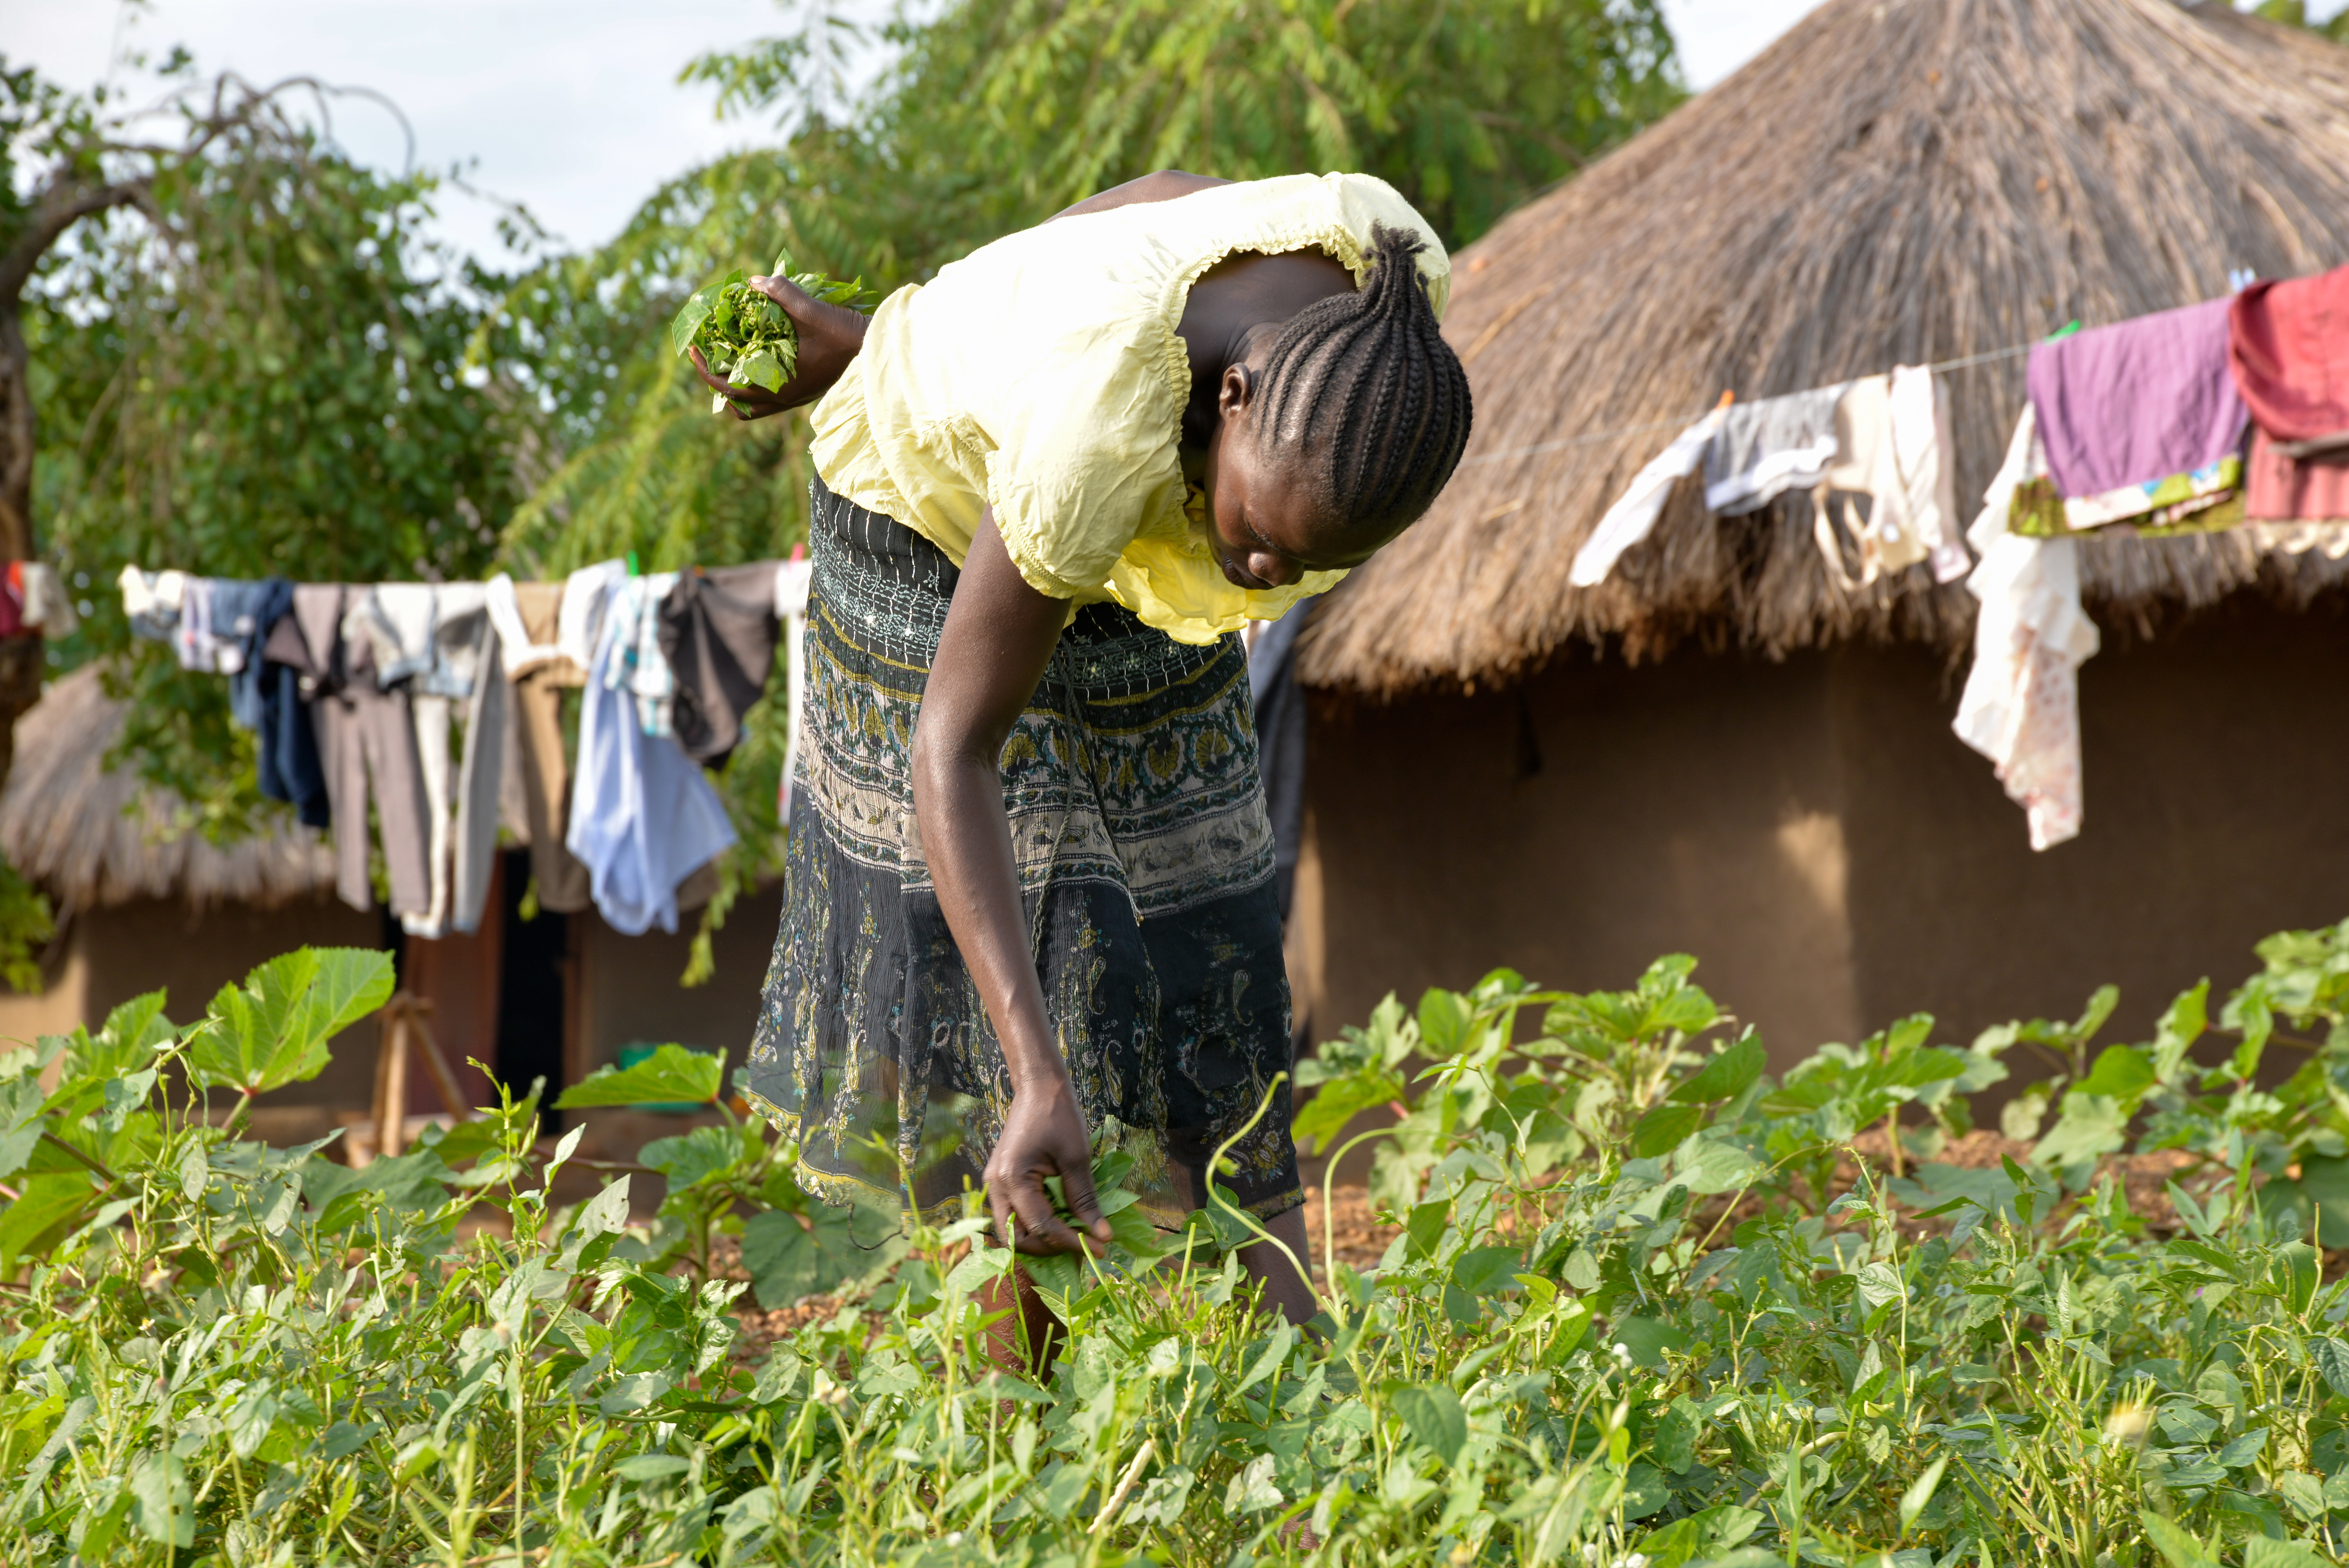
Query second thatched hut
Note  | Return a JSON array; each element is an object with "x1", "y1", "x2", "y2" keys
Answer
[{"x1": 1291, "y1": 0, "x2": 2349, "y2": 1060}]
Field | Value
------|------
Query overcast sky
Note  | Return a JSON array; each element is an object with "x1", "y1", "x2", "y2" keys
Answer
[{"x1": 0, "y1": 0, "x2": 1950, "y2": 264}]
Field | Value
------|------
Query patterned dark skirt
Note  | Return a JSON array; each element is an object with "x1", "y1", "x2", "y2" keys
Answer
[{"x1": 741, "y1": 477, "x2": 1303, "y2": 1229}]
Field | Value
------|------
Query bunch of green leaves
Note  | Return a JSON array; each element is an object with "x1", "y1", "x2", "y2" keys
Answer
[{"x1": 670, "y1": 245, "x2": 874, "y2": 410}]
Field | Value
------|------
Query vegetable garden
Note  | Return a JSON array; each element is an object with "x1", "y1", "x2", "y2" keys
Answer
[{"x1": 7, "y1": 921, "x2": 2349, "y2": 1566}]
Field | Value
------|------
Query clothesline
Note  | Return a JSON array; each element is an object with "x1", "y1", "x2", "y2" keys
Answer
[
  {"x1": 1456, "y1": 341, "x2": 2036, "y2": 469},
  {"x1": 118, "y1": 558, "x2": 816, "y2": 945}
]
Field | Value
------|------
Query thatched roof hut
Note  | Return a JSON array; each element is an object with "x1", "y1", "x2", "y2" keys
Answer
[
  {"x1": 1285, "y1": 0, "x2": 2349, "y2": 1074},
  {"x1": 0, "y1": 665, "x2": 333, "y2": 912},
  {"x1": 1305, "y1": 0, "x2": 2349, "y2": 694}
]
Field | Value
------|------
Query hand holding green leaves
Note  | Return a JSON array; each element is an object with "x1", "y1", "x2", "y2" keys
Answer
[{"x1": 670, "y1": 246, "x2": 874, "y2": 412}]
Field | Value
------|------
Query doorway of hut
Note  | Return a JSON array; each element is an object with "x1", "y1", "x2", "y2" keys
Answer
[{"x1": 388, "y1": 847, "x2": 573, "y2": 1134}]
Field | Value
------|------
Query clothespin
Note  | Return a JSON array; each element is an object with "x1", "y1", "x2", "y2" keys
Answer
[
  {"x1": 625, "y1": 551, "x2": 640, "y2": 578},
  {"x1": 789, "y1": 542, "x2": 806, "y2": 563},
  {"x1": 1717, "y1": 390, "x2": 1735, "y2": 409},
  {"x1": 2043, "y1": 320, "x2": 2082, "y2": 344}
]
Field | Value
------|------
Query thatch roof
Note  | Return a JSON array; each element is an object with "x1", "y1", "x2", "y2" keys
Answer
[
  {"x1": 1304, "y1": 0, "x2": 2349, "y2": 695},
  {"x1": 0, "y1": 666, "x2": 336, "y2": 911}
]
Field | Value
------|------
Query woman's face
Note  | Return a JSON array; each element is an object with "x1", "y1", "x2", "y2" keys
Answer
[{"x1": 1200, "y1": 363, "x2": 1389, "y2": 592}]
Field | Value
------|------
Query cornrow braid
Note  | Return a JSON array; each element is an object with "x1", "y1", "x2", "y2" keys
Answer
[{"x1": 1251, "y1": 223, "x2": 1473, "y2": 536}]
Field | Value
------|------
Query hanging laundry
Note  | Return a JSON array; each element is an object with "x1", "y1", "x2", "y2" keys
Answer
[
  {"x1": 351, "y1": 584, "x2": 437, "y2": 688},
  {"x1": 498, "y1": 577, "x2": 594, "y2": 914},
  {"x1": 120, "y1": 566, "x2": 186, "y2": 642},
  {"x1": 401, "y1": 589, "x2": 506, "y2": 939},
  {"x1": 255, "y1": 591, "x2": 330, "y2": 829},
  {"x1": 485, "y1": 573, "x2": 563, "y2": 676},
  {"x1": 315, "y1": 592, "x2": 435, "y2": 916},
  {"x1": 1952, "y1": 406, "x2": 2100, "y2": 851},
  {"x1": 566, "y1": 600, "x2": 738, "y2": 936},
  {"x1": 2229, "y1": 264, "x2": 2349, "y2": 523},
  {"x1": 2023, "y1": 297, "x2": 2246, "y2": 533},
  {"x1": 1704, "y1": 384, "x2": 1850, "y2": 516},
  {"x1": 1889, "y1": 365, "x2": 1970, "y2": 583},
  {"x1": 18, "y1": 564, "x2": 77, "y2": 638},
  {"x1": 211, "y1": 579, "x2": 291, "y2": 731},
  {"x1": 601, "y1": 573, "x2": 680, "y2": 737},
  {"x1": 659, "y1": 563, "x2": 781, "y2": 767},
  {"x1": 555, "y1": 559, "x2": 629, "y2": 675},
  {"x1": 1569, "y1": 404, "x2": 1730, "y2": 587},
  {"x1": 774, "y1": 551, "x2": 813, "y2": 827},
  {"x1": 173, "y1": 577, "x2": 240, "y2": 673},
  {"x1": 1808, "y1": 369, "x2": 1968, "y2": 588}
]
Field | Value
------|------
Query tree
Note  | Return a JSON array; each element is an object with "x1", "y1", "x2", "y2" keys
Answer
[{"x1": 22, "y1": 62, "x2": 521, "y2": 833}]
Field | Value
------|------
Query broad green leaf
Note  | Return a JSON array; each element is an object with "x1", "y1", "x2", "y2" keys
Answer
[
  {"x1": 1418, "y1": 989, "x2": 1471, "y2": 1055},
  {"x1": 0, "y1": 1171, "x2": 96, "y2": 1272},
  {"x1": 2074, "y1": 1045, "x2": 2156, "y2": 1103},
  {"x1": 640, "y1": 1124, "x2": 750, "y2": 1190},
  {"x1": 184, "y1": 948, "x2": 394, "y2": 1096},
  {"x1": 0, "y1": 1077, "x2": 46, "y2": 1180},
  {"x1": 1452, "y1": 1245, "x2": 1522, "y2": 1296},
  {"x1": 1631, "y1": 1101, "x2": 1703, "y2": 1158},
  {"x1": 555, "y1": 1044, "x2": 724, "y2": 1109},
  {"x1": 1668, "y1": 1033, "x2": 1764, "y2": 1104},
  {"x1": 1389, "y1": 1384, "x2": 1468, "y2": 1466}
]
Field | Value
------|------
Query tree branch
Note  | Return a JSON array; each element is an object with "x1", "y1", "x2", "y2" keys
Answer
[{"x1": 0, "y1": 178, "x2": 151, "y2": 303}]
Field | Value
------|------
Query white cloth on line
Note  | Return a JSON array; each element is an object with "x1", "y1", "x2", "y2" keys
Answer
[
  {"x1": 555, "y1": 559, "x2": 629, "y2": 676},
  {"x1": 566, "y1": 605, "x2": 738, "y2": 936},
  {"x1": 1813, "y1": 372, "x2": 1970, "y2": 589},
  {"x1": 774, "y1": 556, "x2": 814, "y2": 825},
  {"x1": 1953, "y1": 404, "x2": 2099, "y2": 851},
  {"x1": 1889, "y1": 363, "x2": 1971, "y2": 583},
  {"x1": 1569, "y1": 406, "x2": 1729, "y2": 587},
  {"x1": 485, "y1": 573, "x2": 562, "y2": 675},
  {"x1": 22, "y1": 565, "x2": 78, "y2": 636},
  {"x1": 119, "y1": 565, "x2": 186, "y2": 622}
]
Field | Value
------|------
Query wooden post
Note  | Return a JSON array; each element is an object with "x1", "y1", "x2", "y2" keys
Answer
[
  {"x1": 403, "y1": 999, "x2": 478, "y2": 1123},
  {"x1": 374, "y1": 994, "x2": 412, "y2": 1161}
]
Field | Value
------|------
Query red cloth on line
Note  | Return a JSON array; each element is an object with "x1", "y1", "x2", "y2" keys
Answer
[
  {"x1": 0, "y1": 563, "x2": 26, "y2": 639},
  {"x1": 2229, "y1": 265, "x2": 2349, "y2": 521}
]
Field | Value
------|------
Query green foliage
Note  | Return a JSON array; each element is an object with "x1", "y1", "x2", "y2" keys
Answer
[
  {"x1": 16, "y1": 928, "x2": 2349, "y2": 1561},
  {"x1": 555, "y1": 1042, "x2": 727, "y2": 1110}
]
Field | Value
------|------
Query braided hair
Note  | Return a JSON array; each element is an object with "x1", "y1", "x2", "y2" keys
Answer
[{"x1": 1251, "y1": 223, "x2": 1473, "y2": 537}]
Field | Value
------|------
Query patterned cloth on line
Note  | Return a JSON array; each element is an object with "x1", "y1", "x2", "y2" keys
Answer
[{"x1": 741, "y1": 477, "x2": 1303, "y2": 1229}]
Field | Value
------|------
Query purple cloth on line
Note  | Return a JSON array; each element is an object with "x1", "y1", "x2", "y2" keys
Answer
[{"x1": 2025, "y1": 297, "x2": 2247, "y2": 498}]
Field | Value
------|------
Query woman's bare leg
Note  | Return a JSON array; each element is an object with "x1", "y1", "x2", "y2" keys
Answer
[
  {"x1": 1237, "y1": 1204, "x2": 1318, "y2": 1327},
  {"x1": 976, "y1": 1265, "x2": 1063, "y2": 1377}
]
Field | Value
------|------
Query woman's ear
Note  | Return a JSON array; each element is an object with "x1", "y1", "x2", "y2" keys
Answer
[{"x1": 1218, "y1": 360, "x2": 1257, "y2": 424}]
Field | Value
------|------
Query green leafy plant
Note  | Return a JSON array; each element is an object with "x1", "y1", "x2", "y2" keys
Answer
[
  {"x1": 670, "y1": 246, "x2": 874, "y2": 409},
  {"x1": 16, "y1": 927, "x2": 2349, "y2": 1563}
]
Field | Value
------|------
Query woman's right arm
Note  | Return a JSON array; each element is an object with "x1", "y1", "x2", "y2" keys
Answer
[
  {"x1": 910, "y1": 508, "x2": 1113, "y2": 1258},
  {"x1": 689, "y1": 274, "x2": 870, "y2": 419}
]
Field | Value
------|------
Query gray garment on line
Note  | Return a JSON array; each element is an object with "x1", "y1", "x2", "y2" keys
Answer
[
  {"x1": 1702, "y1": 384, "x2": 1852, "y2": 516},
  {"x1": 658, "y1": 562, "x2": 781, "y2": 767},
  {"x1": 282, "y1": 585, "x2": 433, "y2": 917},
  {"x1": 401, "y1": 602, "x2": 508, "y2": 939}
]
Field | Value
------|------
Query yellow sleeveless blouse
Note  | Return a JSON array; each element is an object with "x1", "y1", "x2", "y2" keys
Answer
[{"x1": 804, "y1": 172, "x2": 1450, "y2": 644}]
